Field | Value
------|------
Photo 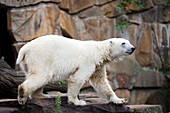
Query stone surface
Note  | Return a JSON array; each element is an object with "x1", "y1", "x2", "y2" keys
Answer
[
  {"x1": 94, "y1": 0, "x2": 112, "y2": 5},
  {"x1": 58, "y1": 10, "x2": 78, "y2": 39},
  {"x1": 0, "y1": 93, "x2": 131, "y2": 113},
  {"x1": 72, "y1": 16, "x2": 86, "y2": 40},
  {"x1": 116, "y1": 73, "x2": 131, "y2": 88},
  {"x1": 142, "y1": 7, "x2": 157, "y2": 22},
  {"x1": 135, "y1": 24, "x2": 152, "y2": 67},
  {"x1": 157, "y1": 6, "x2": 170, "y2": 23},
  {"x1": 82, "y1": 17, "x2": 113, "y2": 40},
  {"x1": 127, "y1": 0, "x2": 154, "y2": 12},
  {"x1": 0, "y1": 0, "x2": 60, "y2": 8},
  {"x1": 128, "y1": 13, "x2": 142, "y2": 25},
  {"x1": 107, "y1": 57, "x2": 142, "y2": 89},
  {"x1": 8, "y1": 3, "x2": 61, "y2": 41},
  {"x1": 115, "y1": 89, "x2": 130, "y2": 102},
  {"x1": 150, "y1": 23, "x2": 168, "y2": 67},
  {"x1": 0, "y1": 0, "x2": 170, "y2": 112},
  {"x1": 135, "y1": 69, "x2": 165, "y2": 87},
  {"x1": 0, "y1": 59, "x2": 11, "y2": 69},
  {"x1": 152, "y1": 0, "x2": 169, "y2": 5},
  {"x1": 127, "y1": 105, "x2": 163, "y2": 113},
  {"x1": 0, "y1": 67, "x2": 67, "y2": 98},
  {"x1": 116, "y1": 23, "x2": 138, "y2": 46},
  {"x1": 129, "y1": 89, "x2": 158, "y2": 104},
  {"x1": 142, "y1": 6, "x2": 170, "y2": 23},
  {"x1": 107, "y1": 56, "x2": 165, "y2": 89},
  {"x1": 78, "y1": 6, "x2": 100, "y2": 18},
  {"x1": 59, "y1": 0, "x2": 94, "y2": 14},
  {"x1": 100, "y1": 1, "x2": 123, "y2": 18},
  {"x1": 100, "y1": 0, "x2": 153, "y2": 18}
]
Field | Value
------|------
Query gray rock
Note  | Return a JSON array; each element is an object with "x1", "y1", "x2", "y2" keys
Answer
[
  {"x1": 0, "y1": 0, "x2": 60, "y2": 8},
  {"x1": 127, "y1": 105, "x2": 163, "y2": 113},
  {"x1": 0, "y1": 93, "x2": 132, "y2": 113}
]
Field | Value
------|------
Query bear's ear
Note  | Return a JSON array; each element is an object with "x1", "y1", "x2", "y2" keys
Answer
[{"x1": 109, "y1": 40, "x2": 115, "y2": 46}]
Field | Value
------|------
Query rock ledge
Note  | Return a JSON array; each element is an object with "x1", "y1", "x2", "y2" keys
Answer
[{"x1": 0, "y1": 93, "x2": 163, "y2": 113}]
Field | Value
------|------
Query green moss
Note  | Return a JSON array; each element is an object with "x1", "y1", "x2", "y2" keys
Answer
[
  {"x1": 59, "y1": 80, "x2": 67, "y2": 85},
  {"x1": 104, "y1": 0, "x2": 145, "y2": 31},
  {"x1": 55, "y1": 92, "x2": 62, "y2": 113}
]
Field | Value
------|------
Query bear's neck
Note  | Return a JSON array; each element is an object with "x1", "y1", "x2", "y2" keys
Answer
[{"x1": 95, "y1": 41, "x2": 112, "y2": 67}]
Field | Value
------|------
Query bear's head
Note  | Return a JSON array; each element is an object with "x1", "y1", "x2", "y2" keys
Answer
[{"x1": 109, "y1": 38, "x2": 135, "y2": 59}]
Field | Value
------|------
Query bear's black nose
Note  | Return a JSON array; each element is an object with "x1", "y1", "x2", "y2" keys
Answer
[{"x1": 131, "y1": 47, "x2": 136, "y2": 53}]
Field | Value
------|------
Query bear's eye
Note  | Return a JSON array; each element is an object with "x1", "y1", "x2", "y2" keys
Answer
[{"x1": 122, "y1": 42, "x2": 125, "y2": 45}]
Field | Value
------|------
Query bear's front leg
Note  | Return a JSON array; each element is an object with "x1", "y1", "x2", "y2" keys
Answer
[
  {"x1": 67, "y1": 65, "x2": 95, "y2": 106},
  {"x1": 89, "y1": 66, "x2": 128, "y2": 104},
  {"x1": 67, "y1": 79, "x2": 86, "y2": 106}
]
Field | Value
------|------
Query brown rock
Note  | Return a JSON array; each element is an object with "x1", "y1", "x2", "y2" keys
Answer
[
  {"x1": 94, "y1": 0, "x2": 112, "y2": 5},
  {"x1": 128, "y1": 87, "x2": 169, "y2": 112},
  {"x1": 78, "y1": 6, "x2": 100, "y2": 18},
  {"x1": 59, "y1": 0, "x2": 94, "y2": 14},
  {"x1": 116, "y1": 73, "x2": 131, "y2": 88},
  {"x1": 147, "y1": 23, "x2": 165, "y2": 67},
  {"x1": 108, "y1": 57, "x2": 142, "y2": 89},
  {"x1": 115, "y1": 89, "x2": 130, "y2": 101},
  {"x1": 142, "y1": 6, "x2": 170, "y2": 23},
  {"x1": 71, "y1": 16, "x2": 85, "y2": 40},
  {"x1": 116, "y1": 23, "x2": 138, "y2": 47},
  {"x1": 58, "y1": 10, "x2": 78, "y2": 39},
  {"x1": 135, "y1": 24, "x2": 152, "y2": 67},
  {"x1": 129, "y1": 89, "x2": 158, "y2": 104},
  {"x1": 157, "y1": 6, "x2": 170, "y2": 23},
  {"x1": 110, "y1": 57, "x2": 141, "y2": 79},
  {"x1": 82, "y1": 17, "x2": 113, "y2": 41},
  {"x1": 100, "y1": 1, "x2": 123, "y2": 18},
  {"x1": 152, "y1": 52, "x2": 162, "y2": 67},
  {"x1": 100, "y1": 0, "x2": 153, "y2": 18},
  {"x1": 129, "y1": 13, "x2": 142, "y2": 25},
  {"x1": 135, "y1": 70, "x2": 165, "y2": 87},
  {"x1": 8, "y1": 3, "x2": 62, "y2": 41},
  {"x1": 127, "y1": 0, "x2": 153, "y2": 12},
  {"x1": 152, "y1": 23, "x2": 162, "y2": 49},
  {"x1": 142, "y1": 7, "x2": 156, "y2": 22},
  {"x1": 0, "y1": 0, "x2": 60, "y2": 8},
  {"x1": 152, "y1": 0, "x2": 169, "y2": 5},
  {"x1": 107, "y1": 74, "x2": 113, "y2": 81},
  {"x1": 139, "y1": 26, "x2": 152, "y2": 53},
  {"x1": 112, "y1": 19, "x2": 118, "y2": 38}
]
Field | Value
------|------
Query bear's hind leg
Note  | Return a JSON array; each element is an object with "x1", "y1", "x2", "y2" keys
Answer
[
  {"x1": 18, "y1": 74, "x2": 49, "y2": 105},
  {"x1": 30, "y1": 87, "x2": 49, "y2": 99},
  {"x1": 18, "y1": 84, "x2": 28, "y2": 105}
]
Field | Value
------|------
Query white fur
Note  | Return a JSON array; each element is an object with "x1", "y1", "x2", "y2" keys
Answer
[{"x1": 17, "y1": 35, "x2": 134, "y2": 105}]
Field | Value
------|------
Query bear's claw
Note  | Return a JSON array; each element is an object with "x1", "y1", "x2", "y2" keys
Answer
[{"x1": 111, "y1": 98, "x2": 128, "y2": 104}]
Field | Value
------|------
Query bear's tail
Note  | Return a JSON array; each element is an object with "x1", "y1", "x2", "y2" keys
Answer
[{"x1": 16, "y1": 48, "x2": 26, "y2": 65}]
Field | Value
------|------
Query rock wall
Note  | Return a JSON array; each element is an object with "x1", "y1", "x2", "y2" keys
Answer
[{"x1": 0, "y1": 0, "x2": 169, "y2": 112}]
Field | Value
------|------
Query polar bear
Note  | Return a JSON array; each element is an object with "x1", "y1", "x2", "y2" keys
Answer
[{"x1": 16, "y1": 35, "x2": 135, "y2": 105}]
